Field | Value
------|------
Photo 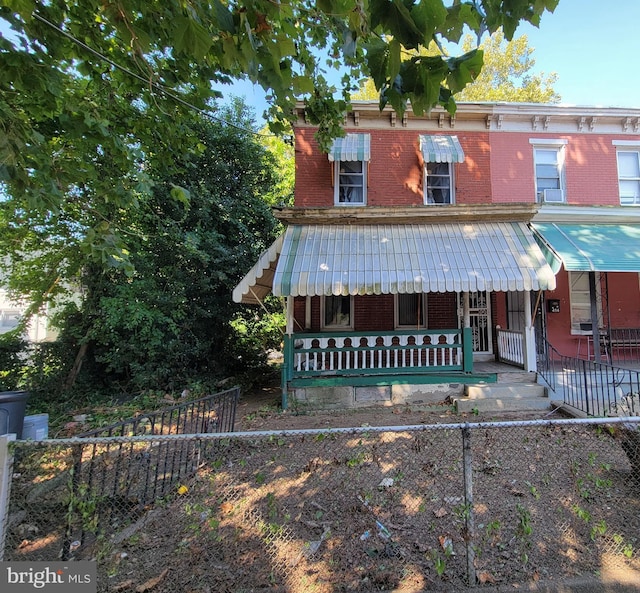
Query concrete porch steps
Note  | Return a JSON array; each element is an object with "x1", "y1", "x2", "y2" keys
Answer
[{"x1": 454, "y1": 382, "x2": 550, "y2": 413}]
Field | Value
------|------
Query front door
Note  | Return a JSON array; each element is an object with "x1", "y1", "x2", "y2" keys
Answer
[{"x1": 458, "y1": 291, "x2": 492, "y2": 356}]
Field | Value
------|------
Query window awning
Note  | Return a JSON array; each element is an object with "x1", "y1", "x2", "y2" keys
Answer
[
  {"x1": 233, "y1": 223, "x2": 556, "y2": 303},
  {"x1": 532, "y1": 223, "x2": 640, "y2": 273},
  {"x1": 327, "y1": 133, "x2": 371, "y2": 162},
  {"x1": 420, "y1": 135, "x2": 465, "y2": 163}
]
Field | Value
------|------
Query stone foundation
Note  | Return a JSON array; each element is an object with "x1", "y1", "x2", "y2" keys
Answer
[{"x1": 289, "y1": 382, "x2": 465, "y2": 411}]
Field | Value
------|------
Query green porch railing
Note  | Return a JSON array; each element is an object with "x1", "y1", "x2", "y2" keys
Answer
[{"x1": 283, "y1": 328, "x2": 473, "y2": 383}]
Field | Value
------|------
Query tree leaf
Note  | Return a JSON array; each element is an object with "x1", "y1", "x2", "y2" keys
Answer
[{"x1": 172, "y1": 16, "x2": 213, "y2": 59}]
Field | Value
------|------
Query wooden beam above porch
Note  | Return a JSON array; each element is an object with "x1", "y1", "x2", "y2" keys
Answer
[{"x1": 273, "y1": 204, "x2": 540, "y2": 225}]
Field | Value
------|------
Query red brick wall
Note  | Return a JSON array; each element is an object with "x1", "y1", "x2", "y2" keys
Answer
[
  {"x1": 294, "y1": 129, "x2": 491, "y2": 207},
  {"x1": 292, "y1": 294, "x2": 459, "y2": 332},
  {"x1": 297, "y1": 127, "x2": 635, "y2": 208}
]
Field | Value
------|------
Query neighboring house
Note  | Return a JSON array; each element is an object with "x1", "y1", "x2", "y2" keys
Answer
[
  {"x1": 234, "y1": 101, "x2": 640, "y2": 408},
  {"x1": 0, "y1": 289, "x2": 56, "y2": 343}
]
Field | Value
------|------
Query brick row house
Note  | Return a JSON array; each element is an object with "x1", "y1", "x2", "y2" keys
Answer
[{"x1": 234, "y1": 102, "x2": 640, "y2": 409}]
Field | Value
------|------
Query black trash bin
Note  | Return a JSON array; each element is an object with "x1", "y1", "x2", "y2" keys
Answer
[{"x1": 0, "y1": 390, "x2": 30, "y2": 439}]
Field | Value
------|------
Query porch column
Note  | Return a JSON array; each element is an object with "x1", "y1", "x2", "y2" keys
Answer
[
  {"x1": 286, "y1": 296, "x2": 294, "y2": 335},
  {"x1": 462, "y1": 292, "x2": 470, "y2": 327},
  {"x1": 523, "y1": 291, "x2": 536, "y2": 372}
]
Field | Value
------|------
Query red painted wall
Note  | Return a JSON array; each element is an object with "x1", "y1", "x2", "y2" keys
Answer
[
  {"x1": 542, "y1": 270, "x2": 640, "y2": 357},
  {"x1": 489, "y1": 132, "x2": 626, "y2": 205}
]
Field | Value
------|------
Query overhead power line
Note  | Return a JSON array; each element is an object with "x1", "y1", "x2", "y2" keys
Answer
[{"x1": 31, "y1": 12, "x2": 276, "y2": 138}]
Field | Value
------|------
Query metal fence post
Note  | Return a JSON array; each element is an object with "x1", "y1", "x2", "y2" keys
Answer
[
  {"x1": 462, "y1": 424, "x2": 476, "y2": 587},
  {"x1": 0, "y1": 433, "x2": 17, "y2": 561},
  {"x1": 581, "y1": 359, "x2": 591, "y2": 416}
]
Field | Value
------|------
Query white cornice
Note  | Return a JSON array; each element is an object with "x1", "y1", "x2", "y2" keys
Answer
[
  {"x1": 533, "y1": 204, "x2": 640, "y2": 224},
  {"x1": 295, "y1": 101, "x2": 640, "y2": 136}
]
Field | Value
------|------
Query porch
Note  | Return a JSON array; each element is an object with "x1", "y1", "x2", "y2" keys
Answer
[{"x1": 282, "y1": 327, "x2": 546, "y2": 411}]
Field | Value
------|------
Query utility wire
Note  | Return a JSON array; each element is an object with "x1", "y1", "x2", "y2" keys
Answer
[{"x1": 31, "y1": 12, "x2": 277, "y2": 138}]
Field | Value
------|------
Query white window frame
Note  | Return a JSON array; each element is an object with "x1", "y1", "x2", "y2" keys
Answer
[
  {"x1": 613, "y1": 141, "x2": 640, "y2": 205},
  {"x1": 334, "y1": 161, "x2": 367, "y2": 205},
  {"x1": 321, "y1": 295, "x2": 353, "y2": 330},
  {"x1": 569, "y1": 271, "x2": 603, "y2": 334},
  {"x1": 0, "y1": 309, "x2": 21, "y2": 332},
  {"x1": 530, "y1": 139, "x2": 567, "y2": 203},
  {"x1": 395, "y1": 294, "x2": 427, "y2": 329},
  {"x1": 424, "y1": 161, "x2": 454, "y2": 204}
]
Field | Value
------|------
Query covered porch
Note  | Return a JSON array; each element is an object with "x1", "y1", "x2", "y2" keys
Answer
[{"x1": 233, "y1": 206, "x2": 557, "y2": 409}]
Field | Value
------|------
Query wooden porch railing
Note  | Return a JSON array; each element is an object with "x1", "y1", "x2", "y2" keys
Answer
[
  {"x1": 283, "y1": 328, "x2": 473, "y2": 381},
  {"x1": 496, "y1": 328, "x2": 525, "y2": 368}
]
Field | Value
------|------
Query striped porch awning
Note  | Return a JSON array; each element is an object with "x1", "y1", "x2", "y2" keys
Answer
[
  {"x1": 420, "y1": 135, "x2": 465, "y2": 163},
  {"x1": 532, "y1": 222, "x2": 640, "y2": 273},
  {"x1": 327, "y1": 133, "x2": 371, "y2": 162},
  {"x1": 233, "y1": 223, "x2": 556, "y2": 303}
]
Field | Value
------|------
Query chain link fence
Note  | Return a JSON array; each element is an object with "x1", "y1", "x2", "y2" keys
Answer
[{"x1": 2, "y1": 417, "x2": 639, "y2": 592}]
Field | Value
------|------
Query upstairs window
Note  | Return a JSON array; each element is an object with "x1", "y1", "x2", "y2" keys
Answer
[
  {"x1": 530, "y1": 139, "x2": 567, "y2": 203},
  {"x1": 328, "y1": 134, "x2": 370, "y2": 206},
  {"x1": 420, "y1": 135, "x2": 465, "y2": 205},
  {"x1": 336, "y1": 160, "x2": 366, "y2": 204},
  {"x1": 616, "y1": 150, "x2": 640, "y2": 205}
]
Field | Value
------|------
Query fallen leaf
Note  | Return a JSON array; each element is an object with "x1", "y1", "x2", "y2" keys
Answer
[
  {"x1": 136, "y1": 569, "x2": 169, "y2": 592},
  {"x1": 113, "y1": 580, "x2": 134, "y2": 591},
  {"x1": 220, "y1": 501, "x2": 233, "y2": 514},
  {"x1": 477, "y1": 571, "x2": 496, "y2": 584},
  {"x1": 532, "y1": 570, "x2": 540, "y2": 582},
  {"x1": 438, "y1": 535, "x2": 455, "y2": 555},
  {"x1": 433, "y1": 507, "x2": 448, "y2": 518}
]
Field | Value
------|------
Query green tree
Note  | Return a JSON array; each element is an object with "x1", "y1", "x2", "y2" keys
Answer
[
  {"x1": 353, "y1": 29, "x2": 559, "y2": 103},
  {"x1": 0, "y1": 0, "x2": 558, "y2": 319},
  {"x1": 456, "y1": 29, "x2": 559, "y2": 102},
  {"x1": 52, "y1": 103, "x2": 285, "y2": 393}
]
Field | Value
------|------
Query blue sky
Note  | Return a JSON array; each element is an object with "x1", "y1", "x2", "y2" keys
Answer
[
  {"x1": 220, "y1": 0, "x2": 640, "y2": 117},
  {"x1": 518, "y1": 0, "x2": 640, "y2": 107},
  {"x1": 2, "y1": 2, "x2": 638, "y2": 114}
]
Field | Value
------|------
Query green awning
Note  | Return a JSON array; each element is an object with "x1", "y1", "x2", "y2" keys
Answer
[
  {"x1": 327, "y1": 133, "x2": 371, "y2": 162},
  {"x1": 532, "y1": 223, "x2": 640, "y2": 272},
  {"x1": 420, "y1": 135, "x2": 465, "y2": 163}
]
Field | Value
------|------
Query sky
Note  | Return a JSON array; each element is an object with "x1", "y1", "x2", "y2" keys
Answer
[
  {"x1": 1, "y1": 1, "x2": 638, "y2": 115},
  {"x1": 219, "y1": 0, "x2": 640, "y2": 118},
  {"x1": 517, "y1": 0, "x2": 640, "y2": 108}
]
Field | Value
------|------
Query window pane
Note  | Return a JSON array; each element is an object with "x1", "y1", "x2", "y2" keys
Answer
[
  {"x1": 537, "y1": 178, "x2": 561, "y2": 191},
  {"x1": 0, "y1": 310, "x2": 21, "y2": 330},
  {"x1": 620, "y1": 180, "x2": 640, "y2": 204},
  {"x1": 536, "y1": 149, "x2": 558, "y2": 165},
  {"x1": 426, "y1": 162, "x2": 452, "y2": 204},
  {"x1": 338, "y1": 161, "x2": 364, "y2": 204},
  {"x1": 570, "y1": 272, "x2": 592, "y2": 330},
  {"x1": 618, "y1": 152, "x2": 640, "y2": 178},
  {"x1": 536, "y1": 163, "x2": 559, "y2": 178},
  {"x1": 339, "y1": 186, "x2": 363, "y2": 203},
  {"x1": 398, "y1": 294, "x2": 425, "y2": 327},
  {"x1": 324, "y1": 296, "x2": 351, "y2": 327},
  {"x1": 341, "y1": 161, "x2": 362, "y2": 174}
]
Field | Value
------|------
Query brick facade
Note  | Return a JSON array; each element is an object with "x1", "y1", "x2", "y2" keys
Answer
[{"x1": 287, "y1": 103, "x2": 640, "y2": 359}]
